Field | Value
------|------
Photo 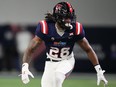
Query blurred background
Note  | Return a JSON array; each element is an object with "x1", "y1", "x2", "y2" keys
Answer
[{"x1": 0, "y1": 0, "x2": 116, "y2": 76}]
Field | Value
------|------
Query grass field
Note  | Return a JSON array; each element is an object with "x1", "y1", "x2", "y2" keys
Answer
[{"x1": 0, "y1": 72, "x2": 115, "y2": 87}]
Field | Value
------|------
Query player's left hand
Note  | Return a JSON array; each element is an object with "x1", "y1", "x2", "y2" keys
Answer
[
  {"x1": 97, "y1": 70, "x2": 108, "y2": 86},
  {"x1": 95, "y1": 65, "x2": 108, "y2": 86},
  {"x1": 19, "y1": 63, "x2": 34, "y2": 84}
]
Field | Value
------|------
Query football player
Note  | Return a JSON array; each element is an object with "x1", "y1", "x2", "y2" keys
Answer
[{"x1": 20, "y1": 2, "x2": 108, "y2": 87}]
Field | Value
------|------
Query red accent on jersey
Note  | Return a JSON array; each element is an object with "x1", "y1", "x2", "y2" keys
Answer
[
  {"x1": 80, "y1": 23, "x2": 82, "y2": 34},
  {"x1": 75, "y1": 22, "x2": 82, "y2": 35},
  {"x1": 40, "y1": 20, "x2": 48, "y2": 34}
]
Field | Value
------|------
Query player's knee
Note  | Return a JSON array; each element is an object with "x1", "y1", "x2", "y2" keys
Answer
[{"x1": 55, "y1": 72, "x2": 65, "y2": 84}]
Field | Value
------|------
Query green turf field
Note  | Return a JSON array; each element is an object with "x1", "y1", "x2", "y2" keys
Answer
[{"x1": 0, "y1": 73, "x2": 115, "y2": 87}]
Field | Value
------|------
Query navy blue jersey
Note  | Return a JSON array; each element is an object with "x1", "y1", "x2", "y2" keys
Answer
[{"x1": 35, "y1": 20, "x2": 85, "y2": 59}]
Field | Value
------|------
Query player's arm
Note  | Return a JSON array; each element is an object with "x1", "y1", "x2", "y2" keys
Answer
[
  {"x1": 23, "y1": 35, "x2": 43, "y2": 63},
  {"x1": 77, "y1": 37, "x2": 99, "y2": 65},
  {"x1": 21, "y1": 36, "x2": 43, "y2": 84},
  {"x1": 77, "y1": 37, "x2": 108, "y2": 86}
]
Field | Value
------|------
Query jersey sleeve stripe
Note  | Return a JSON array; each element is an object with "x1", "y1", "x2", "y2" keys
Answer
[
  {"x1": 75, "y1": 22, "x2": 82, "y2": 35},
  {"x1": 80, "y1": 23, "x2": 82, "y2": 33},
  {"x1": 40, "y1": 20, "x2": 48, "y2": 34},
  {"x1": 77, "y1": 22, "x2": 80, "y2": 35}
]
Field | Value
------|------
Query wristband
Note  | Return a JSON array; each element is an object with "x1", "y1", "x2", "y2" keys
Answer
[
  {"x1": 22, "y1": 63, "x2": 29, "y2": 69},
  {"x1": 94, "y1": 65, "x2": 102, "y2": 73}
]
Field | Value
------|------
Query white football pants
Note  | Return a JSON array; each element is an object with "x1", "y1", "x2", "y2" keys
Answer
[{"x1": 41, "y1": 57, "x2": 75, "y2": 87}]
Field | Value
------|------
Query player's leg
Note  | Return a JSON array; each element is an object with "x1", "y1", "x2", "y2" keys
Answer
[
  {"x1": 41, "y1": 61, "x2": 57, "y2": 87},
  {"x1": 55, "y1": 57, "x2": 75, "y2": 87},
  {"x1": 53, "y1": 72, "x2": 65, "y2": 87}
]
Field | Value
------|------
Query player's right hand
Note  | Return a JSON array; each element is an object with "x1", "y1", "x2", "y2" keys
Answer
[{"x1": 20, "y1": 63, "x2": 34, "y2": 84}]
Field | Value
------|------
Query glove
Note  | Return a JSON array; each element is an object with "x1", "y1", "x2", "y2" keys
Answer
[
  {"x1": 20, "y1": 63, "x2": 34, "y2": 84},
  {"x1": 94, "y1": 65, "x2": 108, "y2": 86}
]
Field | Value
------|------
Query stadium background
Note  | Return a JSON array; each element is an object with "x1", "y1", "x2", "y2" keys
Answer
[{"x1": 0, "y1": 0, "x2": 116, "y2": 87}]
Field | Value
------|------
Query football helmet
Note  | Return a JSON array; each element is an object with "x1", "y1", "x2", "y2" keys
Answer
[{"x1": 53, "y1": 2, "x2": 76, "y2": 29}]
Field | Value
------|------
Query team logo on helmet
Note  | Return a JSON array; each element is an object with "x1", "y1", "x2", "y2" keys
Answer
[{"x1": 55, "y1": 4, "x2": 62, "y2": 13}]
